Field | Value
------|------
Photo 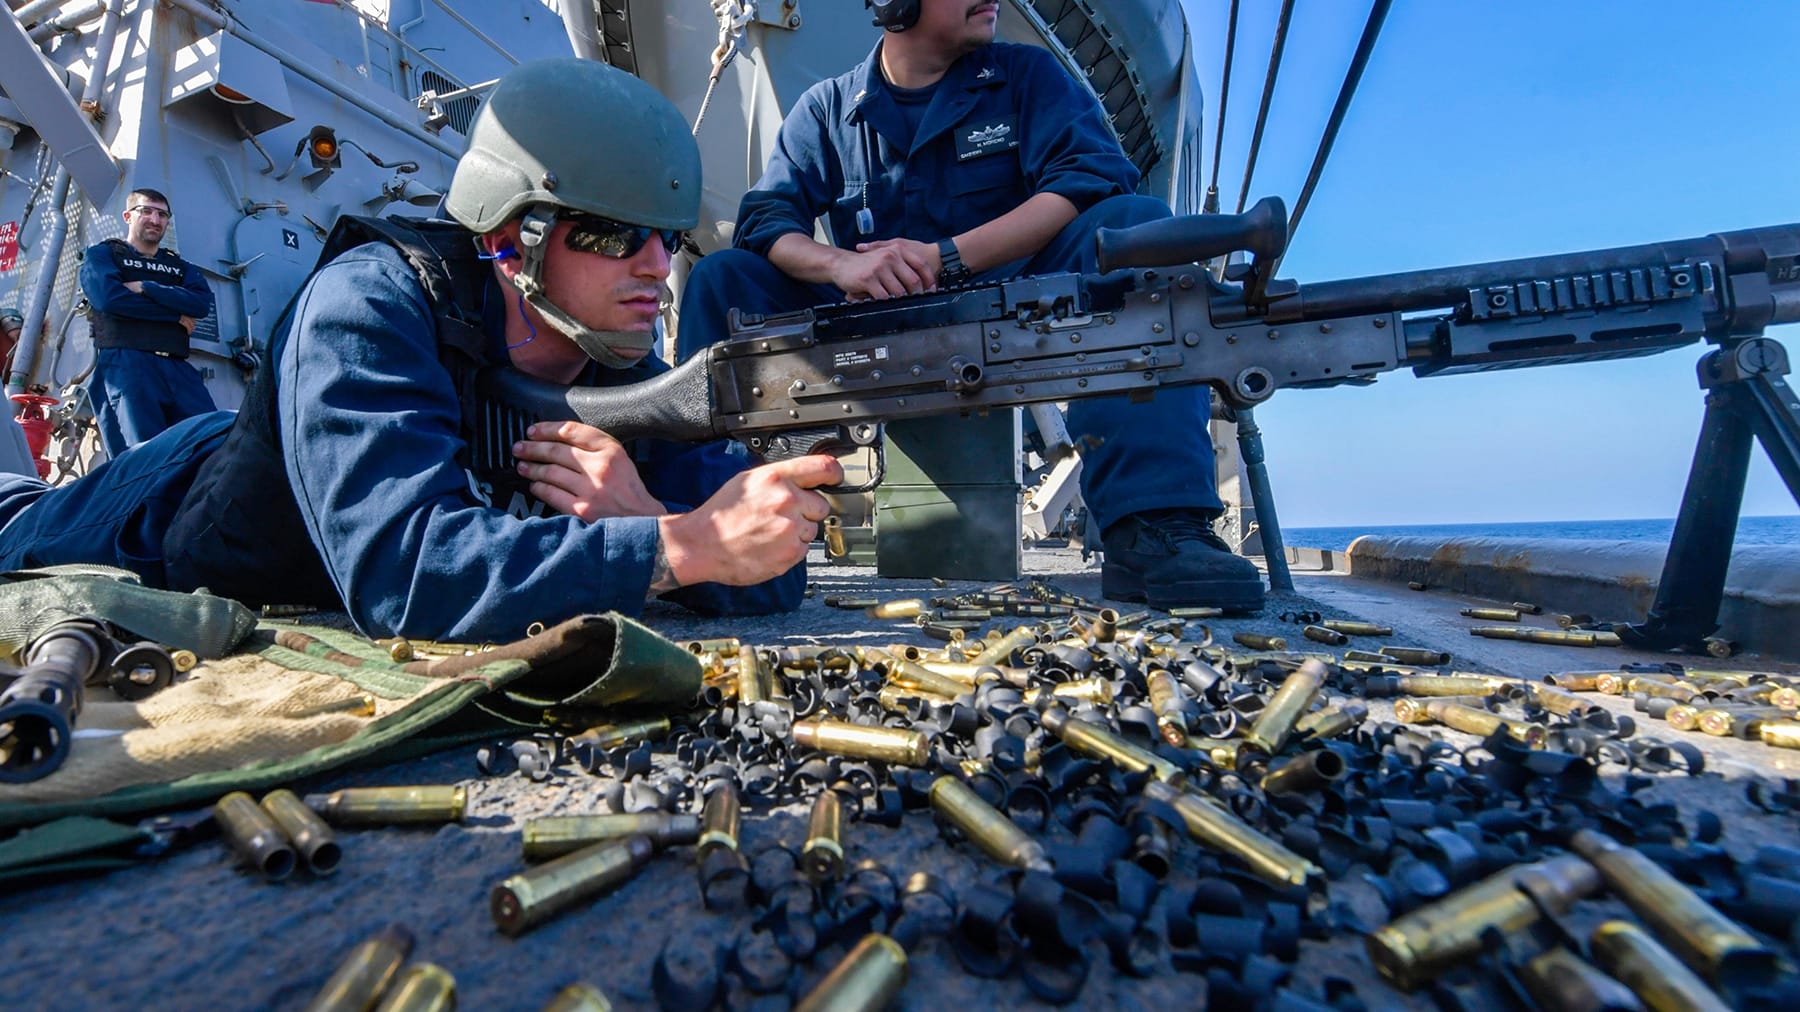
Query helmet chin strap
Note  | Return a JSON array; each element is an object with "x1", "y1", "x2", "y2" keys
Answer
[{"x1": 509, "y1": 206, "x2": 655, "y2": 371}]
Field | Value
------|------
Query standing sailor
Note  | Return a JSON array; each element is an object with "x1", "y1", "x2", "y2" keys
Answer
[
  {"x1": 677, "y1": 0, "x2": 1264, "y2": 612},
  {"x1": 78, "y1": 187, "x2": 216, "y2": 457}
]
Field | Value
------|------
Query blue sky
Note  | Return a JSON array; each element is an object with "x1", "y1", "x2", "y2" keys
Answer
[{"x1": 1174, "y1": 0, "x2": 1800, "y2": 527}]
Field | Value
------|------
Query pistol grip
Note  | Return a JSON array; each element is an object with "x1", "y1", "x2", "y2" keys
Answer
[{"x1": 742, "y1": 423, "x2": 886, "y2": 495}]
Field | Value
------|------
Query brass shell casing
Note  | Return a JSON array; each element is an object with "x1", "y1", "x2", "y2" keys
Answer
[
  {"x1": 887, "y1": 657, "x2": 972, "y2": 699},
  {"x1": 794, "y1": 933, "x2": 908, "y2": 1012},
  {"x1": 866, "y1": 598, "x2": 924, "y2": 620},
  {"x1": 1366, "y1": 854, "x2": 1602, "y2": 991},
  {"x1": 569, "y1": 716, "x2": 671, "y2": 752},
  {"x1": 685, "y1": 637, "x2": 741, "y2": 656},
  {"x1": 1022, "y1": 677, "x2": 1115, "y2": 707},
  {"x1": 1231, "y1": 632, "x2": 1287, "y2": 651},
  {"x1": 736, "y1": 644, "x2": 766, "y2": 706},
  {"x1": 1425, "y1": 700, "x2": 1547, "y2": 748},
  {"x1": 1569, "y1": 829, "x2": 1776, "y2": 986},
  {"x1": 1242, "y1": 660, "x2": 1325, "y2": 756},
  {"x1": 1698, "y1": 706, "x2": 1786, "y2": 738},
  {"x1": 793, "y1": 718, "x2": 931, "y2": 767},
  {"x1": 1259, "y1": 749, "x2": 1348, "y2": 796},
  {"x1": 1302, "y1": 625, "x2": 1348, "y2": 646},
  {"x1": 1665, "y1": 704, "x2": 1703, "y2": 732},
  {"x1": 372, "y1": 963, "x2": 455, "y2": 1012},
  {"x1": 1378, "y1": 646, "x2": 1452, "y2": 667},
  {"x1": 290, "y1": 693, "x2": 379, "y2": 719},
  {"x1": 698, "y1": 782, "x2": 741, "y2": 858},
  {"x1": 170, "y1": 648, "x2": 199, "y2": 672},
  {"x1": 262, "y1": 788, "x2": 343, "y2": 876},
  {"x1": 1039, "y1": 707, "x2": 1185, "y2": 783},
  {"x1": 966, "y1": 625, "x2": 1039, "y2": 667},
  {"x1": 1518, "y1": 947, "x2": 1645, "y2": 1012},
  {"x1": 537, "y1": 983, "x2": 614, "y2": 1012},
  {"x1": 1531, "y1": 685, "x2": 1600, "y2": 717},
  {"x1": 1142, "y1": 780, "x2": 1323, "y2": 895},
  {"x1": 1589, "y1": 920, "x2": 1733, "y2": 1012},
  {"x1": 490, "y1": 836, "x2": 655, "y2": 937},
  {"x1": 216, "y1": 791, "x2": 297, "y2": 881},
  {"x1": 305, "y1": 924, "x2": 415, "y2": 1012},
  {"x1": 1759, "y1": 721, "x2": 1800, "y2": 749},
  {"x1": 1461, "y1": 607, "x2": 1522, "y2": 622},
  {"x1": 1322, "y1": 620, "x2": 1393, "y2": 637},
  {"x1": 522, "y1": 813, "x2": 702, "y2": 861},
  {"x1": 929, "y1": 776, "x2": 1051, "y2": 872},
  {"x1": 1145, "y1": 669, "x2": 1189, "y2": 746},
  {"x1": 1545, "y1": 671, "x2": 1606, "y2": 691},
  {"x1": 822, "y1": 515, "x2": 847, "y2": 558},
  {"x1": 305, "y1": 786, "x2": 468, "y2": 826},
  {"x1": 803, "y1": 791, "x2": 846, "y2": 882}
]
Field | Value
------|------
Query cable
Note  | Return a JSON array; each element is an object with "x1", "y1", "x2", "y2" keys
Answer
[
  {"x1": 1204, "y1": 0, "x2": 1241, "y2": 215},
  {"x1": 1286, "y1": 0, "x2": 1392, "y2": 244},
  {"x1": 1234, "y1": 0, "x2": 1295, "y2": 214}
]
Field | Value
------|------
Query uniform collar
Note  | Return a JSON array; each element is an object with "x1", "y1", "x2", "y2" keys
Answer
[{"x1": 845, "y1": 39, "x2": 1007, "y2": 126}]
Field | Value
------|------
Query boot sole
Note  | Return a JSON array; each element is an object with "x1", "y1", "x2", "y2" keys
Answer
[{"x1": 1103, "y1": 570, "x2": 1265, "y2": 614}]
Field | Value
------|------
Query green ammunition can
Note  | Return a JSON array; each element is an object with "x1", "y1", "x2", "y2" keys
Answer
[
  {"x1": 216, "y1": 791, "x2": 296, "y2": 881},
  {"x1": 1569, "y1": 829, "x2": 1777, "y2": 986},
  {"x1": 305, "y1": 786, "x2": 467, "y2": 826},
  {"x1": 803, "y1": 790, "x2": 846, "y2": 882},
  {"x1": 929, "y1": 776, "x2": 1051, "y2": 872},
  {"x1": 262, "y1": 788, "x2": 342, "y2": 876},
  {"x1": 794, "y1": 933, "x2": 908, "y2": 1012},
  {"x1": 373, "y1": 963, "x2": 454, "y2": 1012},
  {"x1": 1366, "y1": 854, "x2": 1602, "y2": 991},
  {"x1": 305, "y1": 924, "x2": 415, "y2": 1012},
  {"x1": 491, "y1": 836, "x2": 655, "y2": 937},
  {"x1": 522, "y1": 813, "x2": 702, "y2": 861}
]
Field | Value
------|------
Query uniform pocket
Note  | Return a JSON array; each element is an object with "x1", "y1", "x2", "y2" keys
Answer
[{"x1": 946, "y1": 154, "x2": 1024, "y2": 229}]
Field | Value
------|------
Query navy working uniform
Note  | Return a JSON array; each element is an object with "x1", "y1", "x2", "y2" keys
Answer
[
  {"x1": 78, "y1": 238, "x2": 218, "y2": 458},
  {"x1": 0, "y1": 224, "x2": 799, "y2": 640},
  {"x1": 679, "y1": 40, "x2": 1222, "y2": 534}
]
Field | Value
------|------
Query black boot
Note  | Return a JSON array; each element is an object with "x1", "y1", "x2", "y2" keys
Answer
[{"x1": 1100, "y1": 509, "x2": 1265, "y2": 612}]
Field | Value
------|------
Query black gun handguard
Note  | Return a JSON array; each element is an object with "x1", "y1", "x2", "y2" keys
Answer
[{"x1": 476, "y1": 353, "x2": 722, "y2": 444}]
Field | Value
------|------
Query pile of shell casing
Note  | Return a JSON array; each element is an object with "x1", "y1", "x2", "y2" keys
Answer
[
  {"x1": 1530, "y1": 664, "x2": 1800, "y2": 753},
  {"x1": 284, "y1": 584, "x2": 1798, "y2": 1008}
]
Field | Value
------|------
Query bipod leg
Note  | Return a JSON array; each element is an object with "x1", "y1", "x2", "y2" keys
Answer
[
  {"x1": 1235, "y1": 406, "x2": 1294, "y2": 593},
  {"x1": 1621, "y1": 339, "x2": 1800, "y2": 651}
]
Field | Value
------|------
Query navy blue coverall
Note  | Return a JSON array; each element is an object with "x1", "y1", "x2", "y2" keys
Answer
[
  {"x1": 678, "y1": 40, "x2": 1221, "y2": 532},
  {"x1": 0, "y1": 240, "x2": 800, "y2": 640},
  {"x1": 78, "y1": 240, "x2": 218, "y2": 458}
]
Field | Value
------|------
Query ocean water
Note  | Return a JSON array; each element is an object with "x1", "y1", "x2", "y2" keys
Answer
[{"x1": 1287, "y1": 515, "x2": 1800, "y2": 551}]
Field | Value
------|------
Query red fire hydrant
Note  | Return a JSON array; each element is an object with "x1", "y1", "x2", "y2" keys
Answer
[{"x1": 11, "y1": 393, "x2": 59, "y2": 479}]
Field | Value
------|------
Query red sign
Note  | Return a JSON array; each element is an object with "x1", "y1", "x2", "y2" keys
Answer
[{"x1": 0, "y1": 220, "x2": 18, "y2": 272}]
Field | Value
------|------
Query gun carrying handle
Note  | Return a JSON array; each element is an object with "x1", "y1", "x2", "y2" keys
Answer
[{"x1": 1095, "y1": 196, "x2": 1290, "y2": 273}]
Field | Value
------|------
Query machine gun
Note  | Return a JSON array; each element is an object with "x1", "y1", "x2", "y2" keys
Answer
[{"x1": 479, "y1": 198, "x2": 1800, "y2": 653}]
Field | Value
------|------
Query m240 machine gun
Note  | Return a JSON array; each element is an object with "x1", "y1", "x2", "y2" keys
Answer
[{"x1": 481, "y1": 198, "x2": 1800, "y2": 653}]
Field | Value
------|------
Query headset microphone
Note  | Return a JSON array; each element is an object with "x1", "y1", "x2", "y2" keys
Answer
[{"x1": 866, "y1": 0, "x2": 921, "y2": 31}]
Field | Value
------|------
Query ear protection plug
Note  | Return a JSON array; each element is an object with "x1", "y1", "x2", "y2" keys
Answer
[{"x1": 478, "y1": 244, "x2": 518, "y2": 262}]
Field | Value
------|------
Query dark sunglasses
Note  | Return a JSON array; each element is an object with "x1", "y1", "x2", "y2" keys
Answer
[{"x1": 558, "y1": 211, "x2": 684, "y2": 259}]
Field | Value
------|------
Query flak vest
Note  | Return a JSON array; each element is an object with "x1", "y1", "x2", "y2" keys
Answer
[{"x1": 88, "y1": 240, "x2": 196, "y2": 357}]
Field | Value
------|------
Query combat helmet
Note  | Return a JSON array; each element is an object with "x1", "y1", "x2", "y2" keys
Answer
[{"x1": 446, "y1": 58, "x2": 701, "y2": 366}]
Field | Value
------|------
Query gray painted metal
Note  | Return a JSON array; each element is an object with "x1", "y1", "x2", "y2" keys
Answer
[{"x1": 0, "y1": 4, "x2": 118, "y2": 206}]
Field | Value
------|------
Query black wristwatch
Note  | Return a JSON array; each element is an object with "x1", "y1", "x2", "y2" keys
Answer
[{"x1": 937, "y1": 238, "x2": 971, "y2": 287}]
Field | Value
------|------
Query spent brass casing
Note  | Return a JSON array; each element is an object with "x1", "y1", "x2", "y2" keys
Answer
[
  {"x1": 290, "y1": 693, "x2": 379, "y2": 719},
  {"x1": 1703, "y1": 637, "x2": 1737, "y2": 659},
  {"x1": 1367, "y1": 674, "x2": 1504, "y2": 698},
  {"x1": 1366, "y1": 854, "x2": 1603, "y2": 991},
  {"x1": 822, "y1": 515, "x2": 847, "y2": 558},
  {"x1": 887, "y1": 657, "x2": 971, "y2": 699},
  {"x1": 306, "y1": 924, "x2": 414, "y2": 1012},
  {"x1": 262, "y1": 788, "x2": 342, "y2": 876},
  {"x1": 1201, "y1": 737, "x2": 1245, "y2": 771},
  {"x1": 216, "y1": 791, "x2": 297, "y2": 881},
  {"x1": 1471, "y1": 626, "x2": 1620, "y2": 647},
  {"x1": 1518, "y1": 947, "x2": 1645, "y2": 1012},
  {"x1": 1512, "y1": 602, "x2": 1544, "y2": 615},
  {"x1": 685, "y1": 637, "x2": 741, "y2": 656},
  {"x1": 967, "y1": 625, "x2": 1040, "y2": 666},
  {"x1": 877, "y1": 685, "x2": 953, "y2": 713},
  {"x1": 1142, "y1": 780, "x2": 1323, "y2": 895},
  {"x1": 1546, "y1": 672, "x2": 1607, "y2": 691},
  {"x1": 1631, "y1": 680, "x2": 1698, "y2": 703},
  {"x1": 1406, "y1": 581, "x2": 1428, "y2": 591},
  {"x1": 1343, "y1": 649, "x2": 1393, "y2": 664},
  {"x1": 1169, "y1": 606, "x2": 1224, "y2": 619},
  {"x1": 1231, "y1": 632, "x2": 1288, "y2": 651},
  {"x1": 1665, "y1": 704, "x2": 1703, "y2": 732},
  {"x1": 1379, "y1": 646, "x2": 1452, "y2": 666},
  {"x1": 522, "y1": 813, "x2": 702, "y2": 860},
  {"x1": 1022, "y1": 677, "x2": 1114, "y2": 706},
  {"x1": 374, "y1": 638, "x2": 415, "y2": 663},
  {"x1": 1569, "y1": 829, "x2": 1776, "y2": 986},
  {"x1": 570, "y1": 716, "x2": 671, "y2": 752},
  {"x1": 1698, "y1": 706, "x2": 1786, "y2": 738},
  {"x1": 1461, "y1": 607, "x2": 1522, "y2": 621},
  {"x1": 698, "y1": 782, "x2": 741, "y2": 858},
  {"x1": 1039, "y1": 707, "x2": 1184, "y2": 783},
  {"x1": 1242, "y1": 660, "x2": 1325, "y2": 755},
  {"x1": 490, "y1": 836, "x2": 655, "y2": 937},
  {"x1": 1768, "y1": 685, "x2": 1800, "y2": 711},
  {"x1": 1294, "y1": 703, "x2": 1366, "y2": 741},
  {"x1": 1259, "y1": 749, "x2": 1348, "y2": 796},
  {"x1": 538, "y1": 983, "x2": 614, "y2": 1012},
  {"x1": 1145, "y1": 669, "x2": 1189, "y2": 746},
  {"x1": 305, "y1": 786, "x2": 467, "y2": 826},
  {"x1": 1087, "y1": 608, "x2": 1118, "y2": 644},
  {"x1": 919, "y1": 622, "x2": 968, "y2": 643},
  {"x1": 929, "y1": 776, "x2": 1051, "y2": 872},
  {"x1": 1322, "y1": 620, "x2": 1393, "y2": 637},
  {"x1": 824, "y1": 597, "x2": 881, "y2": 610},
  {"x1": 1590, "y1": 920, "x2": 1733, "y2": 1012},
  {"x1": 736, "y1": 644, "x2": 766, "y2": 706},
  {"x1": 1425, "y1": 700, "x2": 1547, "y2": 748},
  {"x1": 803, "y1": 790, "x2": 845, "y2": 882},
  {"x1": 170, "y1": 648, "x2": 199, "y2": 672},
  {"x1": 373, "y1": 963, "x2": 455, "y2": 1012},
  {"x1": 1302, "y1": 624, "x2": 1349, "y2": 646},
  {"x1": 866, "y1": 598, "x2": 924, "y2": 620},
  {"x1": 1532, "y1": 685, "x2": 1602, "y2": 718},
  {"x1": 1759, "y1": 721, "x2": 1800, "y2": 749},
  {"x1": 794, "y1": 933, "x2": 908, "y2": 1012},
  {"x1": 793, "y1": 719, "x2": 931, "y2": 767}
]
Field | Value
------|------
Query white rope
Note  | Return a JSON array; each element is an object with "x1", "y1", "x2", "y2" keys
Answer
[{"x1": 693, "y1": 0, "x2": 756, "y2": 135}]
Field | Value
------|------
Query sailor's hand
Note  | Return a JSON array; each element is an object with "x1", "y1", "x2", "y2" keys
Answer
[
  {"x1": 854, "y1": 238, "x2": 940, "y2": 292},
  {"x1": 178, "y1": 315, "x2": 197, "y2": 335},
  {"x1": 124, "y1": 281, "x2": 144, "y2": 294},
  {"x1": 833, "y1": 243, "x2": 933, "y2": 301},
  {"x1": 513, "y1": 421, "x2": 667, "y2": 522},
  {"x1": 658, "y1": 454, "x2": 843, "y2": 586}
]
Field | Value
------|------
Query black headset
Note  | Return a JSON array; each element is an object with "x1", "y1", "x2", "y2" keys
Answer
[{"x1": 866, "y1": 0, "x2": 921, "y2": 31}]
